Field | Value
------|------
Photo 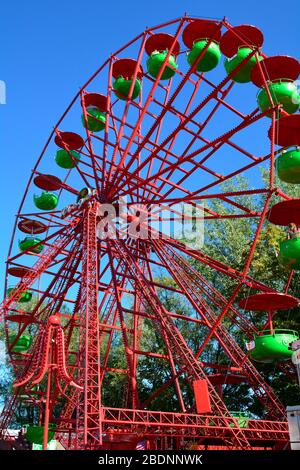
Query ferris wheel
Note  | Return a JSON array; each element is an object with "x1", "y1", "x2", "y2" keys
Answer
[{"x1": 1, "y1": 15, "x2": 300, "y2": 450}]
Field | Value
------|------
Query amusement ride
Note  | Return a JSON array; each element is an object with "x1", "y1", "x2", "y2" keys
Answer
[{"x1": 0, "y1": 15, "x2": 300, "y2": 450}]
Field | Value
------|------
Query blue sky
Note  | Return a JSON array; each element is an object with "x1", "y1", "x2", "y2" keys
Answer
[{"x1": 0, "y1": 0, "x2": 299, "y2": 289}]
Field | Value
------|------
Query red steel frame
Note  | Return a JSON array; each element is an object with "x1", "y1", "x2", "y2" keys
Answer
[
  {"x1": 76, "y1": 201, "x2": 102, "y2": 449},
  {"x1": 0, "y1": 15, "x2": 298, "y2": 450}
]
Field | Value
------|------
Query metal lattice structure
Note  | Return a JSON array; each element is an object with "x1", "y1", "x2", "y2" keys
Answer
[{"x1": 1, "y1": 15, "x2": 300, "y2": 450}]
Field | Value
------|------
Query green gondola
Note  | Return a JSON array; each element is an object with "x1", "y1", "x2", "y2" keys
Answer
[
  {"x1": 25, "y1": 425, "x2": 55, "y2": 445},
  {"x1": 147, "y1": 50, "x2": 178, "y2": 80},
  {"x1": 33, "y1": 192, "x2": 58, "y2": 211},
  {"x1": 7, "y1": 287, "x2": 32, "y2": 303},
  {"x1": 249, "y1": 329, "x2": 299, "y2": 363},
  {"x1": 224, "y1": 47, "x2": 262, "y2": 83},
  {"x1": 113, "y1": 76, "x2": 141, "y2": 100},
  {"x1": 257, "y1": 80, "x2": 300, "y2": 116},
  {"x1": 55, "y1": 149, "x2": 80, "y2": 169},
  {"x1": 81, "y1": 107, "x2": 106, "y2": 132},
  {"x1": 275, "y1": 147, "x2": 300, "y2": 184},
  {"x1": 279, "y1": 237, "x2": 300, "y2": 270},
  {"x1": 9, "y1": 334, "x2": 32, "y2": 353},
  {"x1": 187, "y1": 39, "x2": 221, "y2": 72},
  {"x1": 19, "y1": 237, "x2": 44, "y2": 254}
]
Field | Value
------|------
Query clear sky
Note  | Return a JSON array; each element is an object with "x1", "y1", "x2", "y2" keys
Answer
[{"x1": 0, "y1": 0, "x2": 299, "y2": 288}]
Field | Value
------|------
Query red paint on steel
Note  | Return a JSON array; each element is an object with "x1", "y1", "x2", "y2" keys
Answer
[
  {"x1": 251, "y1": 55, "x2": 300, "y2": 88},
  {"x1": 220, "y1": 24, "x2": 264, "y2": 57},
  {"x1": 76, "y1": 203, "x2": 102, "y2": 449},
  {"x1": 82, "y1": 93, "x2": 107, "y2": 111},
  {"x1": 208, "y1": 374, "x2": 247, "y2": 385},
  {"x1": 6, "y1": 314, "x2": 34, "y2": 324},
  {"x1": 48, "y1": 314, "x2": 60, "y2": 325},
  {"x1": 193, "y1": 380, "x2": 212, "y2": 414},
  {"x1": 268, "y1": 115, "x2": 300, "y2": 147},
  {"x1": 239, "y1": 293, "x2": 299, "y2": 311},
  {"x1": 34, "y1": 174, "x2": 62, "y2": 191},
  {"x1": 182, "y1": 20, "x2": 222, "y2": 48},
  {"x1": 18, "y1": 219, "x2": 47, "y2": 234},
  {"x1": 7, "y1": 266, "x2": 33, "y2": 278},
  {"x1": 267, "y1": 199, "x2": 300, "y2": 226},
  {"x1": 54, "y1": 131, "x2": 85, "y2": 150},
  {"x1": 112, "y1": 58, "x2": 143, "y2": 79},
  {"x1": 145, "y1": 33, "x2": 180, "y2": 56}
]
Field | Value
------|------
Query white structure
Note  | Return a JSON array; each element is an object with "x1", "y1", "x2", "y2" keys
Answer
[
  {"x1": 287, "y1": 406, "x2": 300, "y2": 450},
  {"x1": 290, "y1": 339, "x2": 300, "y2": 386}
]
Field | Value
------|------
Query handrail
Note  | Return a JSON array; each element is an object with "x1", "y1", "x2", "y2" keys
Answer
[{"x1": 256, "y1": 329, "x2": 299, "y2": 337}]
